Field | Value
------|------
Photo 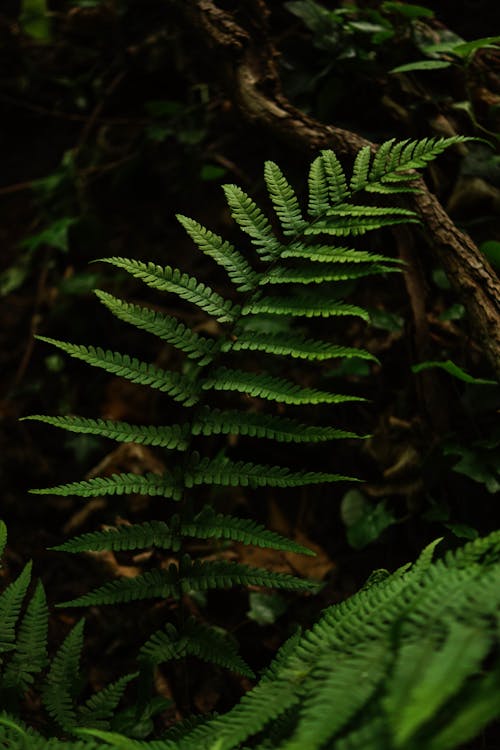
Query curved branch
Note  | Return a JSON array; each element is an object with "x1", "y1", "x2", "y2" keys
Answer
[{"x1": 184, "y1": 0, "x2": 500, "y2": 378}]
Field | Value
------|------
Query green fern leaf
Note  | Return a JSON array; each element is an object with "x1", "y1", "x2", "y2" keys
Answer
[
  {"x1": 243, "y1": 293, "x2": 370, "y2": 320},
  {"x1": 179, "y1": 557, "x2": 321, "y2": 593},
  {"x1": 281, "y1": 244, "x2": 399, "y2": 264},
  {"x1": 43, "y1": 619, "x2": 85, "y2": 731},
  {"x1": 58, "y1": 567, "x2": 181, "y2": 607},
  {"x1": 95, "y1": 290, "x2": 217, "y2": 364},
  {"x1": 1, "y1": 582, "x2": 48, "y2": 693},
  {"x1": 264, "y1": 161, "x2": 307, "y2": 236},
  {"x1": 305, "y1": 213, "x2": 419, "y2": 236},
  {"x1": 35, "y1": 337, "x2": 200, "y2": 406},
  {"x1": 177, "y1": 214, "x2": 260, "y2": 292},
  {"x1": 192, "y1": 407, "x2": 366, "y2": 443},
  {"x1": 222, "y1": 185, "x2": 282, "y2": 260},
  {"x1": 425, "y1": 670, "x2": 500, "y2": 750},
  {"x1": 30, "y1": 471, "x2": 183, "y2": 501},
  {"x1": 260, "y1": 262, "x2": 397, "y2": 285},
  {"x1": 21, "y1": 415, "x2": 190, "y2": 450},
  {"x1": 282, "y1": 644, "x2": 390, "y2": 750},
  {"x1": 97, "y1": 257, "x2": 238, "y2": 322},
  {"x1": 0, "y1": 562, "x2": 32, "y2": 656},
  {"x1": 77, "y1": 673, "x2": 137, "y2": 729},
  {"x1": 185, "y1": 455, "x2": 356, "y2": 488},
  {"x1": 307, "y1": 155, "x2": 329, "y2": 217},
  {"x1": 349, "y1": 145, "x2": 372, "y2": 192},
  {"x1": 224, "y1": 330, "x2": 377, "y2": 362},
  {"x1": 320, "y1": 150, "x2": 349, "y2": 204},
  {"x1": 386, "y1": 624, "x2": 491, "y2": 746},
  {"x1": 202, "y1": 367, "x2": 365, "y2": 405},
  {"x1": 181, "y1": 505, "x2": 315, "y2": 555},
  {"x1": 51, "y1": 520, "x2": 182, "y2": 554},
  {"x1": 139, "y1": 617, "x2": 254, "y2": 678}
]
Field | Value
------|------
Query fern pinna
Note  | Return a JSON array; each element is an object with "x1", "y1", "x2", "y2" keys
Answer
[
  {"x1": 25, "y1": 137, "x2": 467, "y2": 684},
  {"x1": 0, "y1": 521, "x2": 137, "y2": 735}
]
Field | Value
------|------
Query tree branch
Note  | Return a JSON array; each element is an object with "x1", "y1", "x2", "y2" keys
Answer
[{"x1": 184, "y1": 0, "x2": 500, "y2": 378}]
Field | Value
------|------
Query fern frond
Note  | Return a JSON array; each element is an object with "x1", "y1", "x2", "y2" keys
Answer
[
  {"x1": 349, "y1": 145, "x2": 372, "y2": 192},
  {"x1": 305, "y1": 204, "x2": 419, "y2": 237},
  {"x1": 43, "y1": 619, "x2": 84, "y2": 731},
  {"x1": 243, "y1": 294, "x2": 370, "y2": 320},
  {"x1": 281, "y1": 244, "x2": 399, "y2": 264},
  {"x1": 225, "y1": 330, "x2": 377, "y2": 362},
  {"x1": 202, "y1": 367, "x2": 365, "y2": 405},
  {"x1": 184, "y1": 455, "x2": 355, "y2": 488},
  {"x1": 97, "y1": 257, "x2": 238, "y2": 322},
  {"x1": 30, "y1": 471, "x2": 183, "y2": 501},
  {"x1": 22, "y1": 415, "x2": 190, "y2": 450},
  {"x1": 367, "y1": 136, "x2": 471, "y2": 189},
  {"x1": 320, "y1": 150, "x2": 349, "y2": 204},
  {"x1": 139, "y1": 617, "x2": 254, "y2": 678},
  {"x1": 179, "y1": 557, "x2": 321, "y2": 594},
  {"x1": 77, "y1": 673, "x2": 137, "y2": 729},
  {"x1": 176, "y1": 214, "x2": 260, "y2": 293},
  {"x1": 1, "y1": 581, "x2": 48, "y2": 693},
  {"x1": 385, "y1": 624, "x2": 491, "y2": 746},
  {"x1": 192, "y1": 407, "x2": 366, "y2": 443},
  {"x1": 306, "y1": 214, "x2": 418, "y2": 236},
  {"x1": 264, "y1": 161, "x2": 307, "y2": 236},
  {"x1": 307, "y1": 156, "x2": 329, "y2": 217},
  {"x1": 35, "y1": 337, "x2": 200, "y2": 406},
  {"x1": 222, "y1": 185, "x2": 282, "y2": 260},
  {"x1": 282, "y1": 644, "x2": 390, "y2": 750},
  {"x1": 58, "y1": 567, "x2": 180, "y2": 607},
  {"x1": 181, "y1": 506, "x2": 315, "y2": 556},
  {"x1": 260, "y1": 262, "x2": 397, "y2": 285},
  {"x1": 0, "y1": 562, "x2": 32, "y2": 656},
  {"x1": 51, "y1": 520, "x2": 182, "y2": 554},
  {"x1": 95, "y1": 290, "x2": 217, "y2": 364}
]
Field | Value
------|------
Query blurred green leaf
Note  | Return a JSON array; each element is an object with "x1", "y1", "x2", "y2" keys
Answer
[
  {"x1": 451, "y1": 36, "x2": 500, "y2": 58},
  {"x1": 21, "y1": 217, "x2": 77, "y2": 253},
  {"x1": 412, "y1": 360, "x2": 497, "y2": 386},
  {"x1": 20, "y1": 0, "x2": 51, "y2": 41},
  {"x1": 480, "y1": 240, "x2": 500, "y2": 271},
  {"x1": 369, "y1": 308, "x2": 404, "y2": 332},
  {"x1": 200, "y1": 164, "x2": 227, "y2": 181},
  {"x1": 341, "y1": 490, "x2": 396, "y2": 549},
  {"x1": 438, "y1": 304, "x2": 465, "y2": 321},
  {"x1": 432, "y1": 268, "x2": 451, "y2": 290},
  {"x1": 391, "y1": 60, "x2": 452, "y2": 73},
  {"x1": 444, "y1": 523, "x2": 479, "y2": 540},
  {"x1": 381, "y1": 2, "x2": 434, "y2": 19},
  {"x1": 0, "y1": 255, "x2": 32, "y2": 297},
  {"x1": 443, "y1": 443, "x2": 500, "y2": 494},
  {"x1": 247, "y1": 592, "x2": 288, "y2": 626}
]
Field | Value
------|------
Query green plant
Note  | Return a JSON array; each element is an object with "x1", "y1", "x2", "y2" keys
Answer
[
  {"x1": 0, "y1": 520, "x2": 144, "y2": 737},
  {"x1": 3, "y1": 528, "x2": 500, "y2": 749},
  {"x1": 153, "y1": 528, "x2": 500, "y2": 750},
  {"x1": 23, "y1": 136, "x2": 470, "y2": 702}
]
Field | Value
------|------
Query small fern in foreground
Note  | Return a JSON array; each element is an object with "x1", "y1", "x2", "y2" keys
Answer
[
  {"x1": 25, "y1": 136, "x2": 469, "y2": 692},
  {"x1": 0, "y1": 521, "x2": 141, "y2": 738},
  {"x1": 3, "y1": 529, "x2": 500, "y2": 749},
  {"x1": 161, "y1": 529, "x2": 500, "y2": 750}
]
